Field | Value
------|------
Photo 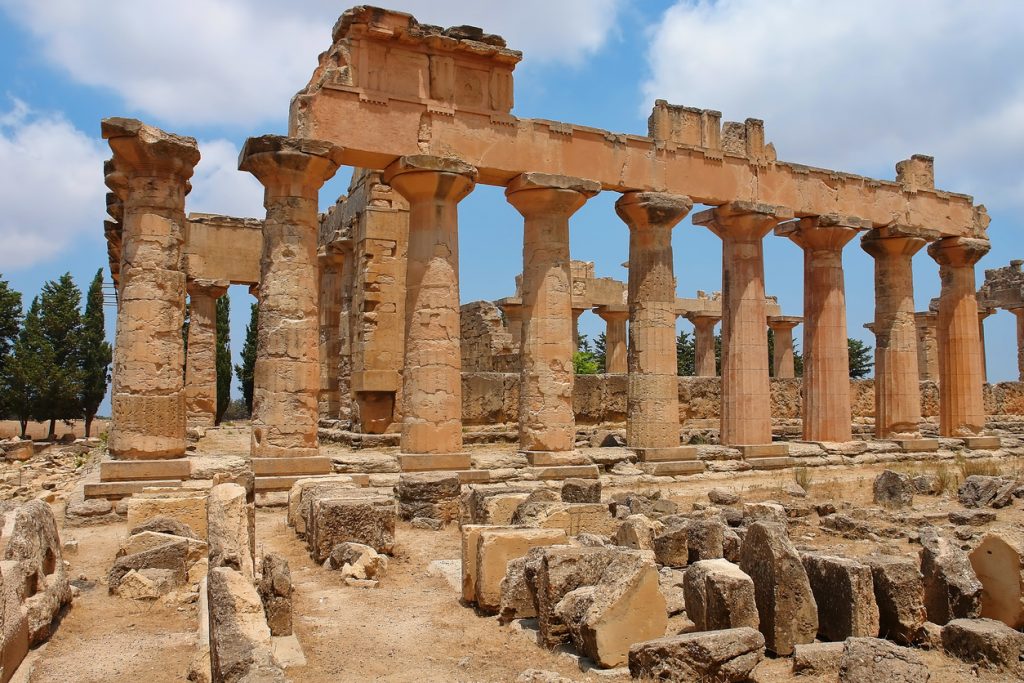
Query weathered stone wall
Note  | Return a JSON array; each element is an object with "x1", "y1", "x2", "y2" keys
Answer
[
  {"x1": 460, "y1": 374, "x2": 1024, "y2": 426},
  {"x1": 460, "y1": 301, "x2": 518, "y2": 373}
]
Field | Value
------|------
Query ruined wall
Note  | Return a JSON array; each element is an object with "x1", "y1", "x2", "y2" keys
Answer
[{"x1": 459, "y1": 301, "x2": 518, "y2": 373}]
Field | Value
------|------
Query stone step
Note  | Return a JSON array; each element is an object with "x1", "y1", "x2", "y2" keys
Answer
[
  {"x1": 526, "y1": 465, "x2": 600, "y2": 481},
  {"x1": 255, "y1": 473, "x2": 370, "y2": 492},
  {"x1": 525, "y1": 451, "x2": 590, "y2": 467},
  {"x1": 636, "y1": 446, "x2": 700, "y2": 463},
  {"x1": 99, "y1": 459, "x2": 191, "y2": 482},
  {"x1": 963, "y1": 436, "x2": 1001, "y2": 450},
  {"x1": 640, "y1": 461, "x2": 705, "y2": 476},
  {"x1": 84, "y1": 480, "x2": 183, "y2": 499},
  {"x1": 735, "y1": 443, "x2": 789, "y2": 458},
  {"x1": 891, "y1": 438, "x2": 940, "y2": 453},
  {"x1": 748, "y1": 457, "x2": 794, "y2": 471},
  {"x1": 250, "y1": 456, "x2": 332, "y2": 476},
  {"x1": 398, "y1": 453, "x2": 472, "y2": 472}
]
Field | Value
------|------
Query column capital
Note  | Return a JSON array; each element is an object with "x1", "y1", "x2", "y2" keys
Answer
[
  {"x1": 692, "y1": 201, "x2": 794, "y2": 241},
  {"x1": 496, "y1": 297, "x2": 523, "y2": 319},
  {"x1": 860, "y1": 226, "x2": 931, "y2": 259},
  {"x1": 383, "y1": 154, "x2": 477, "y2": 204},
  {"x1": 685, "y1": 312, "x2": 721, "y2": 327},
  {"x1": 776, "y1": 214, "x2": 871, "y2": 251},
  {"x1": 615, "y1": 191, "x2": 693, "y2": 231},
  {"x1": 186, "y1": 278, "x2": 229, "y2": 298},
  {"x1": 593, "y1": 304, "x2": 629, "y2": 323},
  {"x1": 102, "y1": 118, "x2": 200, "y2": 181},
  {"x1": 104, "y1": 158, "x2": 129, "y2": 202},
  {"x1": 505, "y1": 172, "x2": 600, "y2": 218},
  {"x1": 927, "y1": 236, "x2": 991, "y2": 267},
  {"x1": 767, "y1": 315, "x2": 802, "y2": 332},
  {"x1": 239, "y1": 135, "x2": 343, "y2": 198}
]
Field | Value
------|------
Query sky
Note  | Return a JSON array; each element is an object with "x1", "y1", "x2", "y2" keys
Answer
[{"x1": 0, "y1": 0, "x2": 1021, "y2": 412}]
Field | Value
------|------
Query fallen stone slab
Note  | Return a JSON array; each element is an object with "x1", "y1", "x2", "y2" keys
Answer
[
  {"x1": 286, "y1": 476, "x2": 365, "y2": 535},
  {"x1": 873, "y1": 470, "x2": 915, "y2": 508},
  {"x1": 476, "y1": 527, "x2": 567, "y2": 613},
  {"x1": 941, "y1": 617, "x2": 1024, "y2": 672},
  {"x1": 207, "y1": 484, "x2": 255, "y2": 580},
  {"x1": 528, "y1": 545, "x2": 621, "y2": 648},
  {"x1": 838, "y1": 637, "x2": 929, "y2": 682},
  {"x1": 207, "y1": 567, "x2": 285, "y2": 682},
  {"x1": 628, "y1": 627, "x2": 765, "y2": 683},
  {"x1": 118, "y1": 530, "x2": 207, "y2": 567},
  {"x1": 865, "y1": 554, "x2": 927, "y2": 644},
  {"x1": 958, "y1": 475, "x2": 1016, "y2": 509},
  {"x1": 396, "y1": 471, "x2": 461, "y2": 523},
  {"x1": 327, "y1": 542, "x2": 388, "y2": 583},
  {"x1": 968, "y1": 532, "x2": 1024, "y2": 629},
  {"x1": 687, "y1": 517, "x2": 725, "y2": 563},
  {"x1": 307, "y1": 496, "x2": 395, "y2": 562},
  {"x1": 129, "y1": 515, "x2": 199, "y2": 540},
  {"x1": 739, "y1": 521, "x2": 817, "y2": 655},
  {"x1": 258, "y1": 553, "x2": 292, "y2": 637},
  {"x1": 919, "y1": 527, "x2": 982, "y2": 625},
  {"x1": 683, "y1": 559, "x2": 759, "y2": 632},
  {"x1": 613, "y1": 514, "x2": 661, "y2": 551},
  {"x1": 801, "y1": 553, "x2": 880, "y2": 641},
  {"x1": 108, "y1": 539, "x2": 188, "y2": 592},
  {"x1": 949, "y1": 509, "x2": 996, "y2": 526},
  {"x1": 652, "y1": 523, "x2": 688, "y2": 567},
  {"x1": 792, "y1": 642, "x2": 844, "y2": 677},
  {"x1": 561, "y1": 478, "x2": 600, "y2": 504},
  {"x1": 126, "y1": 489, "x2": 208, "y2": 539}
]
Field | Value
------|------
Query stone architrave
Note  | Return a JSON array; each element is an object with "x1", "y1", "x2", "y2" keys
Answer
[
  {"x1": 914, "y1": 311, "x2": 939, "y2": 382},
  {"x1": 185, "y1": 279, "x2": 228, "y2": 430},
  {"x1": 927, "y1": 236, "x2": 991, "y2": 436},
  {"x1": 693, "y1": 202, "x2": 794, "y2": 447},
  {"x1": 777, "y1": 215, "x2": 869, "y2": 442},
  {"x1": 687, "y1": 313, "x2": 720, "y2": 377},
  {"x1": 594, "y1": 305, "x2": 629, "y2": 374},
  {"x1": 318, "y1": 243, "x2": 350, "y2": 419},
  {"x1": 383, "y1": 155, "x2": 477, "y2": 455},
  {"x1": 861, "y1": 230, "x2": 928, "y2": 438},
  {"x1": 102, "y1": 118, "x2": 200, "y2": 460},
  {"x1": 616, "y1": 192, "x2": 693, "y2": 454},
  {"x1": 766, "y1": 317, "x2": 800, "y2": 379},
  {"x1": 506, "y1": 173, "x2": 600, "y2": 453},
  {"x1": 239, "y1": 135, "x2": 343, "y2": 458}
]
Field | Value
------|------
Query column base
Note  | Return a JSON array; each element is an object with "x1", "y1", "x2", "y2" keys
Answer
[
  {"x1": 963, "y1": 436, "x2": 1001, "y2": 450},
  {"x1": 522, "y1": 450, "x2": 588, "y2": 467},
  {"x1": 100, "y1": 459, "x2": 191, "y2": 482},
  {"x1": 84, "y1": 480, "x2": 185, "y2": 499},
  {"x1": 889, "y1": 438, "x2": 939, "y2": 453},
  {"x1": 398, "y1": 453, "x2": 472, "y2": 472},
  {"x1": 632, "y1": 446, "x2": 699, "y2": 463}
]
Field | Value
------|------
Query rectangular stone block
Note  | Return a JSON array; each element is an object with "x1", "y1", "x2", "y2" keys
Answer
[
  {"x1": 749, "y1": 457, "x2": 793, "y2": 471},
  {"x1": 640, "y1": 461, "x2": 705, "y2": 476},
  {"x1": 250, "y1": 457, "x2": 332, "y2": 476},
  {"x1": 963, "y1": 436, "x2": 1001, "y2": 450},
  {"x1": 460, "y1": 524, "x2": 500, "y2": 604},
  {"x1": 286, "y1": 476, "x2": 368, "y2": 535},
  {"x1": 527, "y1": 465, "x2": 600, "y2": 481},
  {"x1": 100, "y1": 459, "x2": 191, "y2": 481},
  {"x1": 127, "y1": 489, "x2": 209, "y2": 539},
  {"x1": 536, "y1": 503, "x2": 617, "y2": 537},
  {"x1": 801, "y1": 553, "x2": 880, "y2": 641},
  {"x1": 83, "y1": 480, "x2": 183, "y2": 499},
  {"x1": 635, "y1": 446, "x2": 700, "y2": 463},
  {"x1": 398, "y1": 453, "x2": 472, "y2": 472},
  {"x1": 476, "y1": 527, "x2": 567, "y2": 613},
  {"x1": 456, "y1": 470, "x2": 491, "y2": 484},
  {"x1": 735, "y1": 444, "x2": 790, "y2": 458},
  {"x1": 308, "y1": 496, "x2": 395, "y2": 561},
  {"x1": 255, "y1": 474, "x2": 368, "y2": 492},
  {"x1": 525, "y1": 451, "x2": 587, "y2": 467},
  {"x1": 893, "y1": 438, "x2": 939, "y2": 453}
]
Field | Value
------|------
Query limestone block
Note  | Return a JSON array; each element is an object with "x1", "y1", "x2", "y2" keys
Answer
[
  {"x1": 941, "y1": 618, "x2": 1024, "y2": 672},
  {"x1": 108, "y1": 539, "x2": 188, "y2": 592},
  {"x1": 865, "y1": 555, "x2": 927, "y2": 644},
  {"x1": 801, "y1": 553, "x2": 880, "y2": 640},
  {"x1": 559, "y1": 551, "x2": 667, "y2": 668},
  {"x1": 723, "y1": 528, "x2": 742, "y2": 563},
  {"x1": 949, "y1": 509, "x2": 996, "y2": 526},
  {"x1": 958, "y1": 475, "x2": 1016, "y2": 509},
  {"x1": 658, "y1": 567, "x2": 686, "y2": 616},
  {"x1": 528, "y1": 546, "x2": 621, "y2": 648},
  {"x1": 515, "y1": 501, "x2": 617, "y2": 536},
  {"x1": 743, "y1": 502, "x2": 786, "y2": 525},
  {"x1": 127, "y1": 489, "x2": 208, "y2": 539},
  {"x1": 613, "y1": 515, "x2": 662, "y2": 551},
  {"x1": 683, "y1": 559, "x2": 759, "y2": 632},
  {"x1": 286, "y1": 476, "x2": 364, "y2": 535},
  {"x1": 628, "y1": 627, "x2": 765, "y2": 683},
  {"x1": 460, "y1": 525, "x2": 496, "y2": 604},
  {"x1": 792, "y1": 642, "x2": 844, "y2": 677},
  {"x1": 873, "y1": 470, "x2": 915, "y2": 508},
  {"x1": 207, "y1": 567, "x2": 285, "y2": 682},
  {"x1": 326, "y1": 542, "x2": 388, "y2": 581},
  {"x1": 461, "y1": 485, "x2": 531, "y2": 525},
  {"x1": 207, "y1": 484, "x2": 254, "y2": 580},
  {"x1": 838, "y1": 637, "x2": 929, "y2": 682},
  {"x1": 475, "y1": 527, "x2": 567, "y2": 613},
  {"x1": 919, "y1": 528, "x2": 982, "y2": 625},
  {"x1": 688, "y1": 517, "x2": 726, "y2": 563},
  {"x1": 2, "y1": 442, "x2": 33, "y2": 462},
  {"x1": 129, "y1": 515, "x2": 199, "y2": 539},
  {"x1": 115, "y1": 569, "x2": 161, "y2": 601},
  {"x1": 739, "y1": 521, "x2": 817, "y2": 655},
  {"x1": 257, "y1": 553, "x2": 292, "y2": 637},
  {"x1": 653, "y1": 523, "x2": 688, "y2": 567},
  {"x1": 969, "y1": 531, "x2": 1024, "y2": 628},
  {"x1": 118, "y1": 530, "x2": 207, "y2": 566},
  {"x1": 396, "y1": 472, "x2": 461, "y2": 523},
  {"x1": 561, "y1": 478, "x2": 601, "y2": 504},
  {"x1": 307, "y1": 496, "x2": 395, "y2": 561},
  {"x1": 708, "y1": 488, "x2": 740, "y2": 506},
  {"x1": 498, "y1": 554, "x2": 535, "y2": 623}
]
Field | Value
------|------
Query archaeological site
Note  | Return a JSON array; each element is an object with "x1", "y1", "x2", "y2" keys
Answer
[{"x1": 4, "y1": 5, "x2": 1024, "y2": 682}]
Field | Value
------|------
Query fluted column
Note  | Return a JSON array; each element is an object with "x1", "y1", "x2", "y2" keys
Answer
[
  {"x1": 384, "y1": 155, "x2": 477, "y2": 456},
  {"x1": 928, "y1": 236, "x2": 991, "y2": 436},
  {"x1": 1011, "y1": 307, "x2": 1024, "y2": 381},
  {"x1": 861, "y1": 230, "x2": 927, "y2": 438},
  {"x1": 239, "y1": 136, "x2": 343, "y2": 458},
  {"x1": 595, "y1": 305, "x2": 629, "y2": 374},
  {"x1": 767, "y1": 317, "x2": 800, "y2": 379},
  {"x1": 507, "y1": 173, "x2": 599, "y2": 453},
  {"x1": 102, "y1": 118, "x2": 199, "y2": 460},
  {"x1": 915, "y1": 312, "x2": 939, "y2": 382},
  {"x1": 687, "y1": 314, "x2": 720, "y2": 377},
  {"x1": 185, "y1": 279, "x2": 228, "y2": 429},
  {"x1": 694, "y1": 202, "x2": 793, "y2": 447},
  {"x1": 318, "y1": 244, "x2": 349, "y2": 419},
  {"x1": 778, "y1": 215, "x2": 868, "y2": 442}
]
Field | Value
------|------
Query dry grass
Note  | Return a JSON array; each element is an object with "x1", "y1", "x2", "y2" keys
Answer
[{"x1": 793, "y1": 466, "x2": 812, "y2": 493}]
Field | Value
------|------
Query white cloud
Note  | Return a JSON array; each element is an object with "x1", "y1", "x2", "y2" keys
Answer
[
  {"x1": 642, "y1": 0, "x2": 1024, "y2": 211},
  {"x1": 187, "y1": 139, "x2": 265, "y2": 219},
  {"x1": 0, "y1": 99, "x2": 107, "y2": 270},
  {"x1": 0, "y1": 0, "x2": 623, "y2": 128}
]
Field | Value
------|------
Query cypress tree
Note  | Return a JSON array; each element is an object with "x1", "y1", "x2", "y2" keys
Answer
[
  {"x1": 7, "y1": 298, "x2": 48, "y2": 437},
  {"x1": 36, "y1": 273, "x2": 83, "y2": 439},
  {"x1": 215, "y1": 294, "x2": 231, "y2": 423},
  {"x1": 80, "y1": 269, "x2": 112, "y2": 437},
  {"x1": 235, "y1": 302, "x2": 258, "y2": 415},
  {"x1": 0, "y1": 277, "x2": 22, "y2": 416}
]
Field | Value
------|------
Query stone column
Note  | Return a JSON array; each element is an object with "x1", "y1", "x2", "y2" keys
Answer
[
  {"x1": 383, "y1": 155, "x2": 477, "y2": 460},
  {"x1": 595, "y1": 305, "x2": 629, "y2": 374},
  {"x1": 318, "y1": 244, "x2": 348, "y2": 420},
  {"x1": 507, "y1": 173, "x2": 600, "y2": 454},
  {"x1": 185, "y1": 279, "x2": 228, "y2": 430},
  {"x1": 693, "y1": 202, "x2": 793, "y2": 449},
  {"x1": 978, "y1": 307, "x2": 994, "y2": 382},
  {"x1": 617, "y1": 192, "x2": 692, "y2": 455},
  {"x1": 778, "y1": 215, "x2": 868, "y2": 442},
  {"x1": 1011, "y1": 307, "x2": 1024, "y2": 381},
  {"x1": 687, "y1": 314, "x2": 720, "y2": 377},
  {"x1": 861, "y1": 230, "x2": 927, "y2": 438},
  {"x1": 102, "y1": 118, "x2": 199, "y2": 460},
  {"x1": 915, "y1": 312, "x2": 939, "y2": 382},
  {"x1": 571, "y1": 307, "x2": 587, "y2": 351},
  {"x1": 927, "y1": 236, "x2": 991, "y2": 436},
  {"x1": 239, "y1": 136, "x2": 343, "y2": 459},
  {"x1": 498, "y1": 299, "x2": 525, "y2": 348},
  {"x1": 767, "y1": 317, "x2": 801, "y2": 379}
]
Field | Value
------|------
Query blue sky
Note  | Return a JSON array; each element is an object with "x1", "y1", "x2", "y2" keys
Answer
[{"x1": 0, "y1": 0, "x2": 1021, "y2": 413}]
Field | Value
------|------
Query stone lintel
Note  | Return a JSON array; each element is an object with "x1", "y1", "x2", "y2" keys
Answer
[
  {"x1": 398, "y1": 453, "x2": 472, "y2": 472},
  {"x1": 187, "y1": 213, "x2": 263, "y2": 230},
  {"x1": 99, "y1": 459, "x2": 191, "y2": 482},
  {"x1": 186, "y1": 278, "x2": 230, "y2": 296},
  {"x1": 505, "y1": 172, "x2": 601, "y2": 197}
]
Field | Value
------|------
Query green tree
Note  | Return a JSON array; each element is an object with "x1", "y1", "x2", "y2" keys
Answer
[
  {"x1": 573, "y1": 333, "x2": 599, "y2": 374},
  {"x1": 593, "y1": 332, "x2": 607, "y2": 373},
  {"x1": 676, "y1": 330, "x2": 695, "y2": 376},
  {"x1": 0, "y1": 277, "x2": 23, "y2": 416},
  {"x1": 6, "y1": 298, "x2": 48, "y2": 437},
  {"x1": 848, "y1": 338, "x2": 873, "y2": 378},
  {"x1": 215, "y1": 294, "x2": 231, "y2": 424},
  {"x1": 36, "y1": 274, "x2": 84, "y2": 439},
  {"x1": 80, "y1": 269, "x2": 112, "y2": 437},
  {"x1": 235, "y1": 302, "x2": 258, "y2": 414}
]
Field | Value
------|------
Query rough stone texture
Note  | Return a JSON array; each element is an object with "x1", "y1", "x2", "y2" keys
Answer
[
  {"x1": 688, "y1": 517, "x2": 726, "y2": 564},
  {"x1": 127, "y1": 490, "x2": 208, "y2": 540},
  {"x1": 207, "y1": 567, "x2": 285, "y2": 682},
  {"x1": 919, "y1": 527, "x2": 982, "y2": 625},
  {"x1": 185, "y1": 280, "x2": 227, "y2": 429},
  {"x1": 801, "y1": 553, "x2": 880, "y2": 640},
  {"x1": 613, "y1": 515, "x2": 662, "y2": 552},
  {"x1": 130, "y1": 515, "x2": 199, "y2": 540},
  {"x1": 959, "y1": 475, "x2": 1017, "y2": 509},
  {"x1": 286, "y1": 476, "x2": 363, "y2": 535},
  {"x1": 865, "y1": 554, "x2": 927, "y2": 644},
  {"x1": 838, "y1": 637, "x2": 930, "y2": 683},
  {"x1": 327, "y1": 542, "x2": 388, "y2": 582},
  {"x1": 949, "y1": 509, "x2": 996, "y2": 526},
  {"x1": 474, "y1": 527, "x2": 566, "y2": 613},
  {"x1": 653, "y1": 523, "x2": 688, "y2": 567},
  {"x1": 561, "y1": 478, "x2": 600, "y2": 504},
  {"x1": 708, "y1": 488, "x2": 739, "y2": 505},
  {"x1": 968, "y1": 531, "x2": 1024, "y2": 628},
  {"x1": 396, "y1": 472, "x2": 460, "y2": 523},
  {"x1": 873, "y1": 469, "x2": 915, "y2": 508},
  {"x1": 498, "y1": 554, "x2": 535, "y2": 623},
  {"x1": 683, "y1": 559, "x2": 759, "y2": 632},
  {"x1": 913, "y1": 474, "x2": 941, "y2": 495},
  {"x1": 118, "y1": 530, "x2": 207, "y2": 567},
  {"x1": 109, "y1": 538, "x2": 188, "y2": 592},
  {"x1": 739, "y1": 521, "x2": 817, "y2": 655},
  {"x1": 460, "y1": 300, "x2": 518, "y2": 373},
  {"x1": 743, "y1": 501, "x2": 786, "y2": 525},
  {"x1": 941, "y1": 617, "x2": 1024, "y2": 672},
  {"x1": 628, "y1": 627, "x2": 765, "y2": 683},
  {"x1": 207, "y1": 484, "x2": 254, "y2": 580},
  {"x1": 307, "y1": 496, "x2": 396, "y2": 561},
  {"x1": 257, "y1": 553, "x2": 292, "y2": 636},
  {"x1": 793, "y1": 642, "x2": 844, "y2": 677},
  {"x1": 528, "y1": 546, "x2": 620, "y2": 648}
]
